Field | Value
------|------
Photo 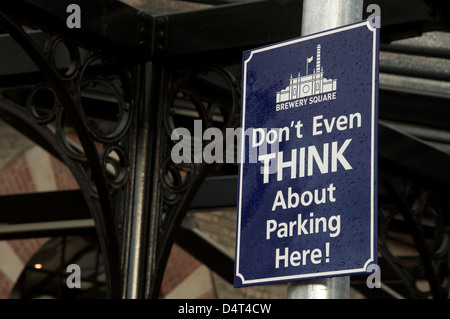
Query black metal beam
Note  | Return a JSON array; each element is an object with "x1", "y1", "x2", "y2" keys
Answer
[
  {"x1": 189, "y1": 175, "x2": 238, "y2": 209},
  {"x1": 157, "y1": 0, "x2": 303, "y2": 63},
  {"x1": 2, "y1": 0, "x2": 450, "y2": 66},
  {"x1": 379, "y1": 87, "x2": 450, "y2": 132},
  {"x1": 0, "y1": 175, "x2": 238, "y2": 226},
  {"x1": 379, "y1": 122, "x2": 450, "y2": 188},
  {"x1": 157, "y1": 0, "x2": 450, "y2": 65},
  {"x1": 380, "y1": 65, "x2": 450, "y2": 82},
  {"x1": 0, "y1": 190, "x2": 90, "y2": 224},
  {"x1": 363, "y1": 0, "x2": 450, "y2": 42},
  {"x1": 175, "y1": 226, "x2": 234, "y2": 284},
  {"x1": 381, "y1": 43, "x2": 450, "y2": 60},
  {"x1": 0, "y1": 0, "x2": 152, "y2": 62},
  {"x1": 0, "y1": 219, "x2": 96, "y2": 240}
]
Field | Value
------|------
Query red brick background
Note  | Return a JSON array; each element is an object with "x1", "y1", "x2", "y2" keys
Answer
[
  {"x1": 49, "y1": 156, "x2": 79, "y2": 190},
  {"x1": 0, "y1": 155, "x2": 35, "y2": 195},
  {"x1": 0, "y1": 150, "x2": 65, "y2": 298},
  {"x1": 0, "y1": 147, "x2": 214, "y2": 299},
  {"x1": 7, "y1": 238, "x2": 50, "y2": 264},
  {"x1": 159, "y1": 244, "x2": 205, "y2": 298},
  {"x1": 0, "y1": 269, "x2": 13, "y2": 299}
]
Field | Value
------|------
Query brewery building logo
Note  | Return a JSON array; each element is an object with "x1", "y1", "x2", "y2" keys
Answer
[{"x1": 276, "y1": 44, "x2": 337, "y2": 111}]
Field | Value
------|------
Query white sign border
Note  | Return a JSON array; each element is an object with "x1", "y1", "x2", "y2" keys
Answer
[{"x1": 235, "y1": 20, "x2": 378, "y2": 287}]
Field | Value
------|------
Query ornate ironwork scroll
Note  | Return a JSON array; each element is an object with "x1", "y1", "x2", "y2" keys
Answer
[
  {"x1": 0, "y1": 12, "x2": 136, "y2": 297},
  {"x1": 0, "y1": 5, "x2": 241, "y2": 298},
  {"x1": 144, "y1": 65, "x2": 240, "y2": 298},
  {"x1": 378, "y1": 171, "x2": 450, "y2": 298}
]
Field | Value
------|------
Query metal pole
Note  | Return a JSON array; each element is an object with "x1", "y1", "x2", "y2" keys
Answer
[
  {"x1": 124, "y1": 62, "x2": 158, "y2": 298},
  {"x1": 287, "y1": 0, "x2": 364, "y2": 299},
  {"x1": 124, "y1": 63, "x2": 152, "y2": 299},
  {"x1": 301, "y1": 0, "x2": 364, "y2": 37},
  {"x1": 287, "y1": 277, "x2": 349, "y2": 299}
]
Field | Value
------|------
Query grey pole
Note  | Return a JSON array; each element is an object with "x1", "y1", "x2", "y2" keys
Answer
[
  {"x1": 301, "y1": 0, "x2": 364, "y2": 37},
  {"x1": 287, "y1": 0, "x2": 364, "y2": 299},
  {"x1": 287, "y1": 276, "x2": 350, "y2": 299}
]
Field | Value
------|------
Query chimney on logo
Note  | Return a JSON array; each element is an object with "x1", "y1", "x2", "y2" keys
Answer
[{"x1": 316, "y1": 44, "x2": 321, "y2": 74}]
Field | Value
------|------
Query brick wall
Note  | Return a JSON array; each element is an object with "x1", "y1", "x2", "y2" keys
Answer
[
  {"x1": 160, "y1": 244, "x2": 202, "y2": 297},
  {"x1": 7, "y1": 238, "x2": 50, "y2": 264},
  {"x1": 0, "y1": 146, "x2": 54, "y2": 298},
  {"x1": 0, "y1": 155, "x2": 35, "y2": 195},
  {"x1": 49, "y1": 155, "x2": 79, "y2": 190},
  {"x1": 0, "y1": 128, "x2": 80, "y2": 298},
  {"x1": 0, "y1": 269, "x2": 13, "y2": 299},
  {"x1": 0, "y1": 122, "x2": 80, "y2": 298}
]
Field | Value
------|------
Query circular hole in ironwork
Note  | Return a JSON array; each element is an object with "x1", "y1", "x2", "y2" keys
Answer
[
  {"x1": 160, "y1": 157, "x2": 192, "y2": 194},
  {"x1": 170, "y1": 89, "x2": 205, "y2": 134},
  {"x1": 166, "y1": 89, "x2": 207, "y2": 164},
  {"x1": 381, "y1": 210, "x2": 421, "y2": 267},
  {"x1": 27, "y1": 85, "x2": 57, "y2": 122},
  {"x1": 412, "y1": 265, "x2": 432, "y2": 295},
  {"x1": 164, "y1": 67, "x2": 238, "y2": 160},
  {"x1": 419, "y1": 199, "x2": 447, "y2": 255},
  {"x1": 80, "y1": 78, "x2": 129, "y2": 143},
  {"x1": 106, "y1": 161, "x2": 117, "y2": 177},
  {"x1": 415, "y1": 278, "x2": 431, "y2": 293},
  {"x1": 56, "y1": 109, "x2": 86, "y2": 161},
  {"x1": 81, "y1": 79, "x2": 120, "y2": 133},
  {"x1": 437, "y1": 261, "x2": 449, "y2": 290},
  {"x1": 103, "y1": 146, "x2": 128, "y2": 188},
  {"x1": 194, "y1": 69, "x2": 234, "y2": 128},
  {"x1": 48, "y1": 37, "x2": 80, "y2": 79}
]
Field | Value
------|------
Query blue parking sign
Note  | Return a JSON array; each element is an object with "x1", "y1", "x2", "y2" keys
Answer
[{"x1": 235, "y1": 21, "x2": 379, "y2": 287}]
